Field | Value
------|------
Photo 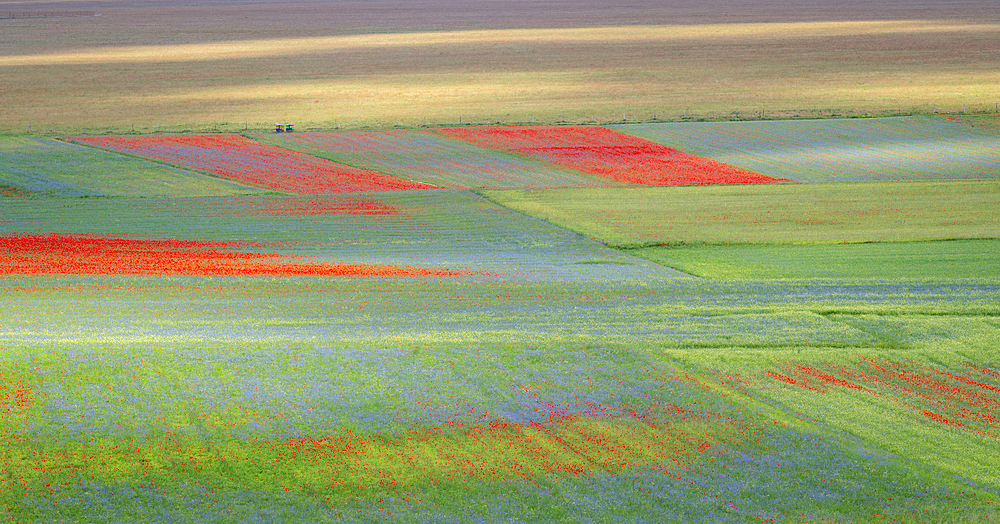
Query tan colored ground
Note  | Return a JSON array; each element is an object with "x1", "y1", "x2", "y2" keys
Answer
[{"x1": 2, "y1": 1, "x2": 999, "y2": 133}]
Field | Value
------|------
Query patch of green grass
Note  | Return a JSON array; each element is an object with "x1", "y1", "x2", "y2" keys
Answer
[
  {"x1": 628, "y1": 239, "x2": 1000, "y2": 280},
  {"x1": 481, "y1": 180, "x2": 1000, "y2": 246}
]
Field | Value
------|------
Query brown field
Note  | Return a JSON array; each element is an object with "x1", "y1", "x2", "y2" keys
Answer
[{"x1": 2, "y1": 0, "x2": 999, "y2": 133}]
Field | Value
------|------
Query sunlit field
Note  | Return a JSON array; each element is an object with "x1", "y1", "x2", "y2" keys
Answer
[{"x1": 3, "y1": 4, "x2": 1000, "y2": 132}]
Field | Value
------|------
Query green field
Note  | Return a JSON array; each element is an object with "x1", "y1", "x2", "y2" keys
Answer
[
  {"x1": 481, "y1": 179, "x2": 1000, "y2": 247},
  {"x1": 629, "y1": 239, "x2": 1000, "y2": 279},
  {"x1": 3, "y1": 274, "x2": 998, "y2": 522}
]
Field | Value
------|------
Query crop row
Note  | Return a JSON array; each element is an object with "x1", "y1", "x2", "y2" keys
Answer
[{"x1": 768, "y1": 358, "x2": 1000, "y2": 436}]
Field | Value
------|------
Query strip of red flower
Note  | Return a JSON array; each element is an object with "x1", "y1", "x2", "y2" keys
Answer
[
  {"x1": 0, "y1": 234, "x2": 481, "y2": 277},
  {"x1": 437, "y1": 126, "x2": 788, "y2": 186},
  {"x1": 0, "y1": 186, "x2": 30, "y2": 197}
]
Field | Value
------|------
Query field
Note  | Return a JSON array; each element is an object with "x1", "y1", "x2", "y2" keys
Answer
[
  {"x1": 71, "y1": 135, "x2": 437, "y2": 193},
  {"x1": 253, "y1": 130, "x2": 605, "y2": 189},
  {"x1": 481, "y1": 179, "x2": 1000, "y2": 247},
  {"x1": 629, "y1": 239, "x2": 1000, "y2": 280},
  {"x1": 2, "y1": 0, "x2": 1000, "y2": 132},
  {"x1": 0, "y1": 136, "x2": 262, "y2": 197},
  {"x1": 438, "y1": 126, "x2": 786, "y2": 185},
  {"x1": 613, "y1": 117, "x2": 1000, "y2": 183},
  {"x1": 3, "y1": 115, "x2": 1000, "y2": 522},
  {"x1": 4, "y1": 1, "x2": 1000, "y2": 521}
]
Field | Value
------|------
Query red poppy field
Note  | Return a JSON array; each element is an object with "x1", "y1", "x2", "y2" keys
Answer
[{"x1": 437, "y1": 126, "x2": 789, "y2": 186}]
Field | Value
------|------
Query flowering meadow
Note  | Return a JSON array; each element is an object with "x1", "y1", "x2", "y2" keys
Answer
[
  {"x1": 71, "y1": 135, "x2": 438, "y2": 194},
  {"x1": 255, "y1": 130, "x2": 606, "y2": 189},
  {"x1": 614, "y1": 117, "x2": 1000, "y2": 183},
  {"x1": 2, "y1": 120, "x2": 999, "y2": 522}
]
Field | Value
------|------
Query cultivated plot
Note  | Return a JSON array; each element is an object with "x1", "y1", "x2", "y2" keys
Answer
[
  {"x1": 481, "y1": 179, "x2": 1000, "y2": 247},
  {"x1": 252, "y1": 129, "x2": 606, "y2": 189},
  {"x1": 0, "y1": 190, "x2": 679, "y2": 281},
  {"x1": 70, "y1": 134, "x2": 438, "y2": 194},
  {"x1": 4, "y1": 12, "x2": 1000, "y2": 132},
  {"x1": 0, "y1": 136, "x2": 261, "y2": 197},
  {"x1": 438, "y1": 125, "x2": 787, "y2": 185},
  {"x1": 614, "y1": 117, "x2": 1000, "y2": 183}
]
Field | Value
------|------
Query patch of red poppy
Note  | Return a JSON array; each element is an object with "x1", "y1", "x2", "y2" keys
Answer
[
  {"x1": 70, "y1": 135, "x2": 438, "y2": 194},
  {"x1": 0, "y1": 233, "x2": 481, "y2": 277},
  {"x1": 766, "y1": 371, "x2": 822, "y2": 392},
  {"x1": 966, "y1": 363, "x2": 1000, "y2": 380},
  {"x1": 0, "y1": 186, "x2": 30, "y2": 197},
  {"x1": 1, "y1": 380, "x2": 32, "y2": 416},
  {"x1": 765, "y1": 359, "x2": 1000, "y2": 436},
  {"x1": 793, "y1": 365, "x2": 866, "y2": 392},
  {"x1": 922, "y1": 410, "x2": 966, "y2": 428},
  {"x1": 437, "y1": 126, "x2": 788, "y2": 186}
]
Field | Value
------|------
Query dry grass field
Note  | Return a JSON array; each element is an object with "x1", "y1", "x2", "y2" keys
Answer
[{"x1": 2, "y1": 0, "x2": 999, "y2": 132}]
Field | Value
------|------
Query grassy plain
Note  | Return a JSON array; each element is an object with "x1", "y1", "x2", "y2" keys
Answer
[
  {"x1": 2, "y1": 0, "x2": 1000, "y2": 131},
  {"x1": 481, "y1": 179, "x2": 1000, "y2": 247}
]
